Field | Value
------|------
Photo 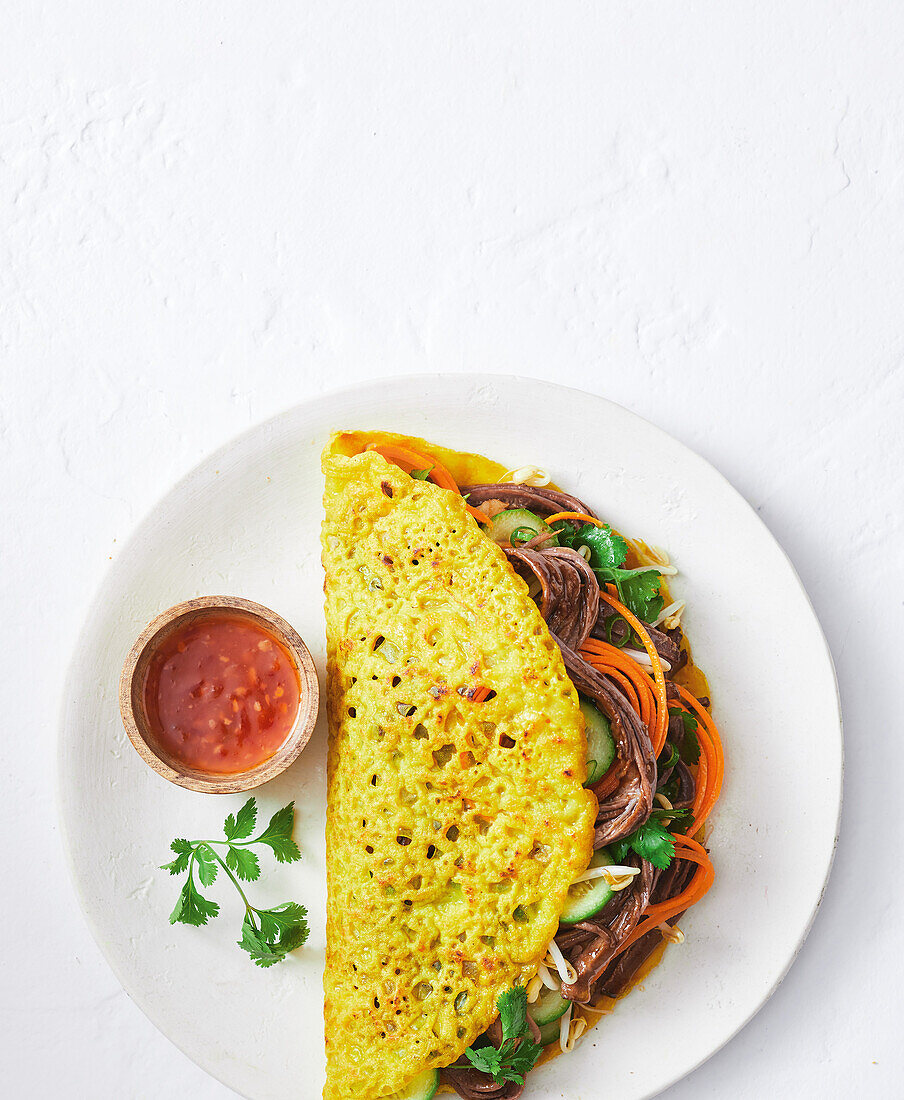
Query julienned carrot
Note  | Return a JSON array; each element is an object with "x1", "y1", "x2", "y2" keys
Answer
[
  {"x1": 367, "y1": 443, "x2": 490, "y2": 524},
  {"x1": 590, "y1": 664, "x2": 642, "y2": 717},
  {"x1": 470, "y1": 685, "x2": 492, "y2": 703},
  {"x1": 611, "y1": 836, "x2": 715, "y2": 958},
  {"x1": 595, "y1": 590, "x2": 669, "y2": 756},
  {"x1": 580, "y1": 639, "x2": 657, "y2": 731},
  {"x1": 581, "y1": 654, "x2": 654, "y2": 734},
  {"x1": 546, "y1": 511, "x2": 605, "y2": 528},
  {"x1": 690, "y1": 739, "x2": 710, "y2": 825},
  {"x1": 674, "y1": 685, "x2": 724, "y2": 831}
]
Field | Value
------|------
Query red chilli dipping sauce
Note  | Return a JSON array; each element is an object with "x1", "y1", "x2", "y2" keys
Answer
[{"x1": 143, "y1": 614, "x2": 301, "y2": 775}]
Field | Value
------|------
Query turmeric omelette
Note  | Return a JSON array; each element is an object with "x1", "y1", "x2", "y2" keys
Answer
[{"x1": 320, "y1": 432, "x2": 723, "y2": 1100}]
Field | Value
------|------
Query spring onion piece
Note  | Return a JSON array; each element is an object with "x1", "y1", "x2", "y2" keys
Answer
[
  {"x1": 605, "y1": 614, "x2": 631, "y2": 648},
  {"x1": 510, "y1": 526, "x2": 540, "y2": 545}
]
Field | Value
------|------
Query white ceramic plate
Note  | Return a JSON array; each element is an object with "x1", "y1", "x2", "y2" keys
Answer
[{"x1": 59, "y1": 375, "x2": 842, "y2": 1100}]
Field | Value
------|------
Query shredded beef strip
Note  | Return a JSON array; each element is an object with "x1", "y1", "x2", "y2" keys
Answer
[
  {"x1": 591, "y1": 854, "x2": 697, "y2": 999},
  {"x1": 505, "y1": 546, "x2": 599, "y2": 650},
  {"x1": 461, "y1": 484, "x2": 597, "y2": 518}
]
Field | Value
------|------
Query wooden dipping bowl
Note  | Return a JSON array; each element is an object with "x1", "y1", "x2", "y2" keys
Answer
[{"x1": 119, "y1": 595, "x2": 319, "y2": 794}]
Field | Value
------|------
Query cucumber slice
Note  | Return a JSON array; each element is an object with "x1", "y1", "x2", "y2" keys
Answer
[
  {"x1": 581, "y1": 699, "x2": 615, "y2": 786},
  {"x1": 381, "y1": 1068, "x2": 439, "y2": 1100},
  {"x1": 487, "y1": 508, "x2": 553, "y2": 546},
  {"x1": 538, "y1": 1014, "x2": 567, "y2": 1047},
  {"x1": 559, "y1": 848, "x2": 615, "y2": 925},
  {"x1": 528, "y1": 986, "x2": 571, "y2": 1026}
]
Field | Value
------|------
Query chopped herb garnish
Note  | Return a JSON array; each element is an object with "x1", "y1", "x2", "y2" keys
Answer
[
  {"x1": 464, "y1": 987, "x2": 543, "y2": 1085},
  {"x1": 409, "y1": 466, "x2": 434, "y2": 480},
  {"x1": 160, "y1": 797, "x2": 308, "y2": 967},
  {"x1": 509, "y1": 525, "x2": 539, "y2": 545},
  {"x1": 610, "y1": 808, "x2": 694, "y2": 870}
]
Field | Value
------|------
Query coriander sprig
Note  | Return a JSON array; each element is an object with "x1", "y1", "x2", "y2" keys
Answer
[
  {"x1": 609, "y1": 807, "x2": 696, "y2": 870},
  {"x1": 160, "y1": 797, "x2": 308, "y2": 967},
  {"x1": 464, "y1": 987, "x2": 543, "y2": 1086}
]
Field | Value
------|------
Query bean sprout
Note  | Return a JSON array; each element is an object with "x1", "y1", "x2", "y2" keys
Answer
[
  {"x1": 526, "y1": 974, "x2": 544, "y2": 1003},
  {"x1": 573, "y1": 864, "x2": 641, "y2": 887},
  {"x1": 537, "y1": 963, "x2": 559, "y2": 990},
  {"x1": 563, "y1": 1014, "x2": 587, "y2": 1053},
  {"x1": 545, "y1": 939, "x2": 577, "y2": 985},
  {"x1": 501, "y1": 465, "x2": 552, "y2": 487},
  {"x1": 623, "y1": 647, "x2": 672, "y2": 673},
  {"x1": 654, "y1": 599, "x2": 686, "y2": 628},
  {"x1": 558, "y1": 1002, "x2": 573, "y2": 1053}
]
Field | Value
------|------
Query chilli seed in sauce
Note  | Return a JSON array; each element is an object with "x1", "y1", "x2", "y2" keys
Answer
[{"x1": 143, "y1": 614, "x2": 301, "y2": 774}]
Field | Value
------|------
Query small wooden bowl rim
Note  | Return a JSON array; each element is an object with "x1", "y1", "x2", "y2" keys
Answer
[{"x1": 119, "y1": 595, "x2": 319, "y2": 794}]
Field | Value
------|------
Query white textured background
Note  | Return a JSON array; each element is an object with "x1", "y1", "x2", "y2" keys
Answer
[{"x1": 2, "y1": 3, "x2": 900, "y2": 1097}]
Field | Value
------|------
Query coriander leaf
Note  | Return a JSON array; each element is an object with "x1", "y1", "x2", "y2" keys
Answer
[
  {"x1": 556, "y1": 522, "x2": 628, "y2": 569},
  {"x1": 194, "y1": 844, "x2": 218, "y2": 886},
  {"x1": 238, "y1": 916, "x2": 287, "y2": 968},
  {"x1": 256, "y1": 803, "x2": 301, "y2": 864},
  {"x1": 504, "y1": 1037, "x2": 543, "y2": 1084},
  {"x1": 609, "y1": 836, "x2": 631, "y2": 864},
  {"x1": 409, "y1": 466, "x2": 434, "y2": 480},
  {"x1": 255, "y1": 902, "x2": 309, "y2": 945},
  {"x1": 160, "y1": 838, "x2": 193, "y2": 875},
  {"x1": 224, "y1": 797, "x2": 257, "y2": 841},
  {"x1": 623, "y1": 819, "x2": 675, "y2": 870},
  {"x1": 225, "y1": 844, "x2": 261, "y2": 882},
  {"x1": 669, "y1": 707, "x2": 701, "y2": 765},
  {"x1": 170, "y1": 877, "x2": 220, "y2": 927},
  {"x1": 464, "y1": 987, "x2": 543, "y2": 1085},
  {"x1": 465, "y1": 1045, "x2": 505, "y2": 1079},
  {"x1": 497, "y1": 986, "x2": 527, "y2": 1042},
  {"x1": 649, "y1": 807, "x2": 694, "y2": 824},
  {"x1": 647, "y1": 807, "x2": 695, "y2": 836},
  {"x1": 465, "y1": 1036, "x2": 541, "y2": 1086},
  {"x1": 615, "y1": 569, "x2": 664, "y2": 623}
]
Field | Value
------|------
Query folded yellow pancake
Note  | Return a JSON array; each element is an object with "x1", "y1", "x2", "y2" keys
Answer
[{"x1": 321, "y1": 432, "x2": 596, "y2": 1099}]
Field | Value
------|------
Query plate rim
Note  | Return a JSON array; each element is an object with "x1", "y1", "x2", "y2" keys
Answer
[{"x1": 57, "y1": 371, "x2": 843, "y2": 1100}]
